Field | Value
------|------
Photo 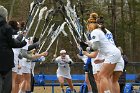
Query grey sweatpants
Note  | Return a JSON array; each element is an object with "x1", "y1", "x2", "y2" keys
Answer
[{"x1": 0, "y1": 70, "x2": 12, "y2": 93}]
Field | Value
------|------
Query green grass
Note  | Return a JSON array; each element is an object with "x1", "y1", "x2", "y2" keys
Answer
[{"x1": 34, "y1": 86, "x2": 80, "y2": 93}]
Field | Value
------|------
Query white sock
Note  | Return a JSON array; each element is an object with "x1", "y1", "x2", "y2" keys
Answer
[
  {"x1": 88, "y1": 92, "x2": 93, "y2": 93},
  {"x1": 18, "y1": 89, "x2": 22, "y2": 93},
  {"x1": 104, "y1": 90, "x2": 111, "y2": 93},
  {"x1": 71, "y1": 90, "x2": 75, "y2": 93},
  {"x1": 18, "y1": 90, "x2": 25, "y2": 93}
]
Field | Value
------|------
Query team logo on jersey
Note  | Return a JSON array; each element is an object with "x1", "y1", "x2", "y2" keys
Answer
[{"x1": 92, "y1": 36, "x2": 96, "y2": 39}]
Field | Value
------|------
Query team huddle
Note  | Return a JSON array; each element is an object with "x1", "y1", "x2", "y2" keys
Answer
[{"x1": 0, "y1": 3, "x2": 125, "y2": 93}]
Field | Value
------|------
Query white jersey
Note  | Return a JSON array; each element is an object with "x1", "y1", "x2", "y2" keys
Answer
[
  {"x1": 90, "y1": 28, "x2": 120, "y2": 56},
  {"x1": 105, "y1": 29, "x2": 115, "y2": 45},
  {"x1": 20, "y1": 39, "x2": 31, "y2": 68},
  {"x1": 13, "y1": 48, "x2": 20, "y2": 65},
  {"x1": 55, "y1": 55, "x2": 72, "y2": 79},
  {"x1": 55, "y1": 55, "x2": 72, "y2": 70},
  {"x1": 90, "y1": 28, "x2": 124, "y2": 72},
  {"x1": 12, "y1": 35, "x2": 20, "y2": 65},
  {"x1": 22, "y1": 39, "x2": 29, "y2": 50},
  {"x1": 12, "y1": 47, "x2": 23, "y2": 74},
  {"x1": 19, "y1": 41, "x2": 31, "y2": 73},
  {"x1": 94, "y1": 29, "x2": 115, "y2": 70},
  {"x1": 12, "y1": 35, "x2": 23, "y2": 74}
]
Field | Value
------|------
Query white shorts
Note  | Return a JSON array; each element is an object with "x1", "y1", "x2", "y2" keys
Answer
[
  {"x1": 21, "y1": 66, "x2": 31, "y2": 74},
  {"x1": 56, "y1": 69, "x2": 71, "y2": 79},
  {"x1": 91, "y1": 62, "x2": 97, "y2": 74},
  {"x1": 12, "y1": 64, "x2": 22, "y2": 75},
  {"x1": 114, "y1": 57, "x2": 124, "y2": 72},
  {"x1": 96, "y1": 63, "x2": 102, "y2": 72},
  {"x1": 104, "y1": 50, "x2": 122, "y2": 64},
  {"x1": 100, "y1": 57, "x2": 124, "y2": 72}
]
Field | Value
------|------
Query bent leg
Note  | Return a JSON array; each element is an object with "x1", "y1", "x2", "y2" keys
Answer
[
  {"x1": 58, "y1": 76, "x2": 65, "y2": 89},
  {"x1": 66, "y1": 78, "x2": 74, "y2": 91},
  {"x1": 98, "y1": 63, "x2": 116, "y2": 93},
  {"x1": 112, "y1": 71, "x2": 122, "y2": 93},
  {"x1": 85, "y1": 73, "x2": 92, "y2": 92},
  {"x1": 94, "y1": 73, "x2": 100, "y2": 93}
]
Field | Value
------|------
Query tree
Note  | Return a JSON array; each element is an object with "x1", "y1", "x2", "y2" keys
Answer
[{"x1": 8, "y1": 0, "x2": 16, "y2": 20}]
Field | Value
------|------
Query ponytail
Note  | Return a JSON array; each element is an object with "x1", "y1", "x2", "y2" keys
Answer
[
  {"x1": 96, "y1": 16, "x2": 107, "y2": 34},
  {"x1": 100, "y1": 24, "x2": 107, "y2": 34}
]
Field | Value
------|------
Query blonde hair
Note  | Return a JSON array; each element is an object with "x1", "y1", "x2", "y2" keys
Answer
[
  {"x1": 87, "y1": 13, "x2": 98, "y2": 23},
  {"x1": 87, "y1": 12, "x2": 99, "y2": 31},
  {"x1": 90, "y1": 13, "x2": 98, "y2": 19},
  {"x1": 0, "y1": 5, "x2": 8, "y2": 18},
  {"x1": 87, "y1": 18, "x2": 96, "y2": 23},
  {"x1": 87, "y1": 23, "x2": 98, "y2": 32}
]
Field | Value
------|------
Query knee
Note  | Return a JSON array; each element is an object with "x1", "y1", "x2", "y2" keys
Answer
[
  {"x1": 85, "y1": 81, "x2": 90, "y2": 87},
  {"x1": 94, "y1": 75, "x2": 99, "y2": 82},
  {"x1": 112, "y1": 77, "x2": 120, "y2": 84},
  {"x1": 59, "y1": 80, "x2": 64, "y2": 84},
  {"x1": 14, "y1": 78, "x2": 20, "y2": 84},
  {"x1": 112, "y1": 76, "x2": 119, "y2": 83},
  {"x1": 24, "y1": 78, "x2": 30, "y2": 84},
  {"x1": 85, "y1": 78, "x2": 89, "y2": 84},
  {"x1": 112, "y1": 72, "x2": 122, "y2": 83},
  {"x1": 27, "y1": 78, "x2": 31, "y2": 83},
  {"x1": 15, "y1": 80, "x2": 20, "y2": 84},
  {"x1": 95, "y1": 78, "x2": 100, "y2": 84},
  {"x1": 98, "y1": 73, "x2": 110, "y2": 81}
]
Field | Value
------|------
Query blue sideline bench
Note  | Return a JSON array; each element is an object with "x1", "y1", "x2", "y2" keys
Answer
[
  {"x1": 34, "y1": 74, "x2": 140, "y2": 93},
  {"x1": 126, "y1": 74, "x2": 140, "y2": 86},
  {"x1": 124, "y1": 74, "x2": 140, "y2": 93},
  {"x1": 34, "y1": 74, "x2": 85, "y2": 93},
  {"x1": 126, "y1": 74, "x2": 137, "y2": 81}
]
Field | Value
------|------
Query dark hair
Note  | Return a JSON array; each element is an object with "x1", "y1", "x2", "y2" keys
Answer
[
  {"x1": 96, "y1": 16, "x2": 107, "y2": 34},
  {"x1": 96, "y1": 16, "x2": 104, "y2": 24},
  {"x1": 8, "y1": 20, "x2": 19, "y2": 30},
  {"x1": 33, "y1": 37, "x2": 39, "y2": 43},
  {"x1": 20, "y1": 21, "x2": 25, "y2": 30}
]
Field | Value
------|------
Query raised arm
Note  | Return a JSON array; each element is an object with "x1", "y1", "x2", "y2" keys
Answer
[
  {"x1": 82, "y1": 51, "x2": 98, "y2": 58},
  {"x1": 5, "y1": 25, "x2": 26, "y2": 48}
]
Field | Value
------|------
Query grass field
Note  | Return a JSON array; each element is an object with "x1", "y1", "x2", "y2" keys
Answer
[
  {"x1": 34, "y1": 86, "x2": 140, "y2": 93},
  {"x1": 34, "y1": 86, "x2": 80, "y2": 93}
]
